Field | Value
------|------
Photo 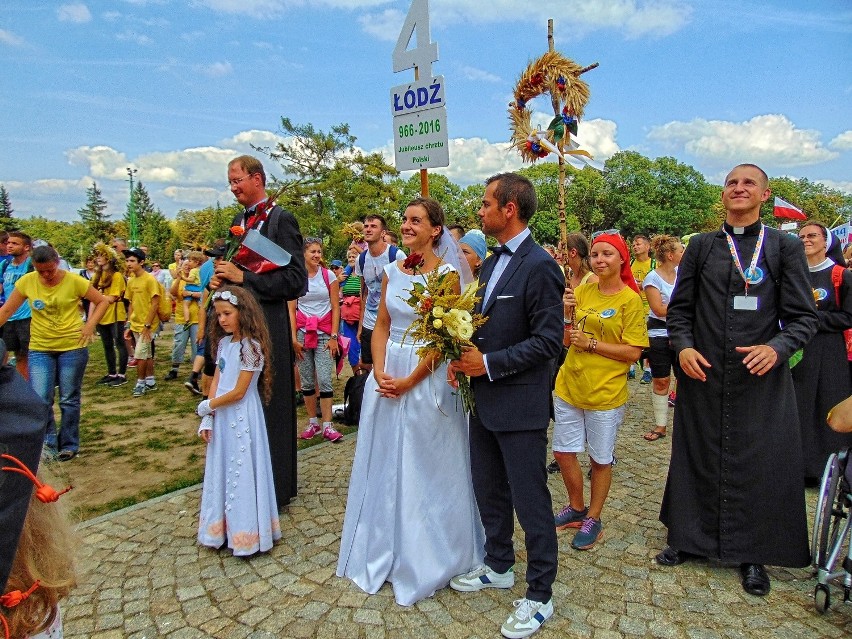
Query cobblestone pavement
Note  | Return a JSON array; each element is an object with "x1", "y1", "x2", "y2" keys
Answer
[{"x1": 67, "y1": 381, "x2": 852, "y2": 638}]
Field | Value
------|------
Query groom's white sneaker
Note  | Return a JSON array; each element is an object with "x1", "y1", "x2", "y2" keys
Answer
[
  {"x1": 450, "y1": 565, "x2": 514, "y2": 591},
  {"x1": 501, "y1": 598, "x2": 553, "y2": 638}
]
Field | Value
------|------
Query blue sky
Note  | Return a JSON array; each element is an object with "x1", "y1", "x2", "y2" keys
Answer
[{"x1": 1, "y1": 0, "x2": 850, "y2": 222}]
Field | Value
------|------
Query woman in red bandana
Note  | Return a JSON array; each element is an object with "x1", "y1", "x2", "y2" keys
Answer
[{"x1": 551, "y1": 231, "x2": 649, "y2": 551}]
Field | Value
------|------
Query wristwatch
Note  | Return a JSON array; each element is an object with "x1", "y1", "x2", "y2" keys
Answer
[
  {"x1": 144, "y1": 323, "x2": 152, "y2": 329},
  {"x1": 329, "y1": 333, "x2": 338, "y2": 339}
]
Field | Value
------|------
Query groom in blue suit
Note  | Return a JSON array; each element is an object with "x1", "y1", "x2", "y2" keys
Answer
[{"x1": 450, "y1": 173, "x2": 564, "y2": 639}]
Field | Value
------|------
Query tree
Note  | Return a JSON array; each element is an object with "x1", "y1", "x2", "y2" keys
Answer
[
  {"x1": 139, "y1": 209, "x2": 178, "y2": 264},
  {"x1": 0, "y1": 184, "x2": 17, "y2": 231},
  {"x1": 174, "y1": 203, "x2": 242, "y2": 250},
  {"x1": 599, "y1": 152, "x2": 717, "y2": 238},
  {"x1": 18, "y1": 217, "x2": 90, "y2": 267},
  {"x1": 255, "y1": 117, "x2": 356, "y2": 223},
  {"x1": 761, "y1": 177, "x2": 852, "y2": 228},
  {"x1": 77, "y1": 182, "x2": 113, "y2": 246}
]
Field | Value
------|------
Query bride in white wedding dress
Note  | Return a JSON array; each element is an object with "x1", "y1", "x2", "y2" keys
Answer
[{"x1": 336, "y1": 197, "x2": 484, "y2": 606}]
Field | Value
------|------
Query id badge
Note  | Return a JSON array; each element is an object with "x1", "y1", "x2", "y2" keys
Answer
[{"x1": 733, "y1": 295, "x2": 758, "y2": 311}]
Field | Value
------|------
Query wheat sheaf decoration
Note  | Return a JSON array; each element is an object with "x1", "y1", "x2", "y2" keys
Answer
[{"x1": 509, "y1": 51, "x2": 597, "y2": 164}]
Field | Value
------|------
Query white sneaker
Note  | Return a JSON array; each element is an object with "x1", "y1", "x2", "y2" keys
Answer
[
  {"x1": 450, "y1": 565, "x2": 514, "y2": 592},
  {"x1": 501, "y1": 598, "x2": 553, "y2": 639}
]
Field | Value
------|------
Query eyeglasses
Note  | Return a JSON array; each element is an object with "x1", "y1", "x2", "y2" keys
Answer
[
  {"x1": 591, "y1": 229, "x2": 621, "y2": 239},
  {"x1": 798, "y1": 232, "x2": 823, "y2": 240},
  {"x1": 212, "y1": 290, "x2": 239, "y2": 305},
  {"x1": 228, "y1": 173, "x2": 256, "y2": 187}
]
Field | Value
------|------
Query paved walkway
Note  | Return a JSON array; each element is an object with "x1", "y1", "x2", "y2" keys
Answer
[{"x1": 66, "y1": 382, "x2": 852, "y2": 638}]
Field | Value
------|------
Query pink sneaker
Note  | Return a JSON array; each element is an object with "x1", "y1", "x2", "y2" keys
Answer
[
  {"x1": 300, "y1": 423, "x2": 321, "y2": 439},
  {"x1": 323, "y1": 425, "x2": 343, "y2": 442}
]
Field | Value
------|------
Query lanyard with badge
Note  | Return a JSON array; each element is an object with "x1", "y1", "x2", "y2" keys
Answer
[{"x1": 723, "y1": 224, "x2": 764, "y2": 311}]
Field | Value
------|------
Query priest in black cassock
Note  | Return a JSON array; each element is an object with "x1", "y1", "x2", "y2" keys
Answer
[
  {"x1": 211, "y1": 155, "x2": 307, "y2": 510},
  {"x1": 656, "y1": 164, "x2": 818, "y2": 596}
]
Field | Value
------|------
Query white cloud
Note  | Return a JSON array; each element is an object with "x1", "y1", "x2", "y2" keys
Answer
[
  {"x1": 459, "y1": 65, "x2": 501, "y2": 83},
  {"x1": 647, "y1": 114, "x2": 838, "y2": 168},
  {"x1": 66, "y1": 146, "x2": 129, "y2": 180},
  {"x1": 427, "y1": 0, "x2": 691, "y2": 37},
  {"x1": 57, "y1": 4, "x2": 93, "y2": 23},
  {"x1": 817, "y1": 179, "x2": 852, "y2": 196},
  {"x1": 0, "y1": 29, "x2": 26, "y2": 47},
  {"x1": 830, "y1": 131, "x2": 852, "y2": 151},
  {"x1": 358, "y1": 9, "x2": 405, "y2": 41},
  {"x1": 116, "y1": 30, "x2": 153, "y2": 45},
  {"x1": 197, "y1": 62, "x2": 233, "y2": 78},
  {"x1": 4, "y1": 177, "x2": 94, "y2": 195},
  {"x1": 161, "y1": 186, "x2": 230, "y2": 206}
]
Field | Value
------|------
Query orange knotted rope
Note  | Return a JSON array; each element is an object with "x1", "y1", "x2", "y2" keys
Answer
[
  {"x1": 0, "y1": 454, "x2": 72, "y2": 503},
  {"x1": 0, "y1": 580, "x2": 40, "y2": 639}
]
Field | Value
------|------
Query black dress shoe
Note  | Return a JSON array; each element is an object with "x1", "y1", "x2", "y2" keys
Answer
[
  {"x1": 739, "y1": 563, "x2": 770, "y2": 596},
  {"x1": 655, "y1": 546, "x2": 701, "y2": 566}
]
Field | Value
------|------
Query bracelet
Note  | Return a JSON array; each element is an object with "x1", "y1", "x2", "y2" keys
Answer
[{"x1": 587, "y1": 338, "x2": 598, "y2": 353}]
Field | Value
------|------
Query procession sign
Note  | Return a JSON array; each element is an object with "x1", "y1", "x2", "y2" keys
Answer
[{"x1": 392, "y1": 0, "x2": 448, "y2": 186}]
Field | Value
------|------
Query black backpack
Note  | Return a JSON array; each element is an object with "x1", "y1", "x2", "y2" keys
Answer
[{"x1": 342, "y1": 372, "x2": 368, "y2": 425}]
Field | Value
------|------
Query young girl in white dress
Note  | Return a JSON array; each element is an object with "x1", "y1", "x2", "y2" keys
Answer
[
  {"x1": 337, "y1": 197, "x2": 484, "y2": 606},
  {"x1": 196, "y1": 286, "x2": 281, "y2": 557}
]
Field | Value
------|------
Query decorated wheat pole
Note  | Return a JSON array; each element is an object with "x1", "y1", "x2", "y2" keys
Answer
[{"x1": 509, "y1": 19, "x2": 598, "y2": 263}]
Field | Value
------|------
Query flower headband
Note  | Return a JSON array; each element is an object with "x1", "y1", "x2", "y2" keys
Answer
[{"x1": 212, "y1": 290, "x2": 239, "y2": 306}]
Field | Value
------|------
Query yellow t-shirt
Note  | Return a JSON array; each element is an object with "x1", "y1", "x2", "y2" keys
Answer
[
  {"x1": 630, "y1": 257, "x2": 653, "y2": 311},
  {"x1": 555, "y1": 283, "x2": 649, "y2": 410},
  {"x1": 174, "y1": 280, "x2": 199, "y2": 325},
  {"x1": 15, "y1": 271, "x2": 91, "y2": 352},
  {"x1": 97, "y1": 273, "x2": 127, "y2": 325},
  {"x1": 186, "y1": 267, "x2": 201, "y2": 287},
  {"x1": 125, "y1": 271, "x2": 160, "y2": 332}
]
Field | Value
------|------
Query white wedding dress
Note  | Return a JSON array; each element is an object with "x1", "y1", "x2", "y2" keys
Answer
[{"x1": 337, "y1": 262, "x2": 485, "y2": 606}]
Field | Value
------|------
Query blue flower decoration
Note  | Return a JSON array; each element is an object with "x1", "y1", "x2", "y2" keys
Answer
[
  {"x1": 33, "y1": 299, "x2": 46, "y2": 311},
  {"x1": 218, "y1": 356, "x2": 226, "y2": 372}
]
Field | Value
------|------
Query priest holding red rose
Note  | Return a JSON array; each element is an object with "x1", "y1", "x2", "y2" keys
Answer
[{"x1": 211, "y1": 155, "x2": 307, "y2": 509}]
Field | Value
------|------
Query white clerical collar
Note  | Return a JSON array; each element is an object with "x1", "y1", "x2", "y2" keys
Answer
[{"x1": 809, "y1": 257, "x2": 835, "y2": 273}]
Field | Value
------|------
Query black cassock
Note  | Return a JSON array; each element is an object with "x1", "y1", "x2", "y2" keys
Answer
[
  {"x1": 792, "y1": 263, "x2": 852, "y2": 480},
  {"x1": 232, "y1": 205, "x2": 306, "y2": 509},
  {"x1": 661, "y1": 221, "x2": 818, "y2": 567}
]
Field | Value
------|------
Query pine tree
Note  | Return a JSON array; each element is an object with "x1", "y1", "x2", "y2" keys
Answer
[
  {"x1": 77, "y1": 182, "x2": 112, "y2": 244},
  {"x1": 0, "y1": 184, "x2": 17, "y2": 231}
]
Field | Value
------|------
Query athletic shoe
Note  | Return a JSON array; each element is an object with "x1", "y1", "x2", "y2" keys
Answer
[
  {"x1": 96, "y1": 374, "x2": 115, "y2": 385},
  {"x1": 555, "y1": 504, "x2": 588, "y2": 530},
  {"x1": 627, "y1": 368, "x2": 636, "y2": 380},
  {"x1": 640, "y1": 370, "x2": 652, "y2": 384},
  {"x1": 165, "y1": 369, "x2": 179, "y2": 380},
  {"x1": 450, "y1": 565, "x2": 514, "y2": 592},
  {"x1": 546, "y1": 459, "x2": 560, "y2": 474},
  {"x1": 145, "y1": 381, "x2": 157, "y2": 391},
  {"x1": 668, "y1": 391, "x2": 676, "y2": 407},
  {"x1": 184, "y1": 378, "x2": 202, "y2": 395},
  {"x1": 572, "y1": 517, "x2": 603, "y2": 550},
  {"x1": 132, "y1": 383, "x2": 146, "y2": 397},
  {"x1": 109, "y1": 374, "x2": 128, "y2": 387},
  {"x1": 323, "y1": 425, "x2": 343, "y2": 442},
  {"x1": 500, "y1": 598, "x2": 553, "y2": 639},
  {"x1": 300, "y1": 423, "x2": 321, "y2": 439},
  {"x1": 127, "y1": 357, "x2": 138, "y2": 367},
  {"x1": 57, "y1": 449, "x2": 77, "y2": 462}
]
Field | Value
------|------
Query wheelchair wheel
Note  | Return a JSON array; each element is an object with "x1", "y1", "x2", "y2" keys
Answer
[
  {"x1": 814, "y1": 453, "x2": 843, "y2": 567},
  {"x1": 814, "y1": 583, "x2": 831, "y2": 613}
]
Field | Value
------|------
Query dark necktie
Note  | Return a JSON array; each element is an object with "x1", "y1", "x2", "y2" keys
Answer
[{"x1": 491, "y1": 245, "x2": 513, "y2": 257}]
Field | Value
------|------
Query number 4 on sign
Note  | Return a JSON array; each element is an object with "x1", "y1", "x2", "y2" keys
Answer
[{"x1": 393, "y1": 0, "x2": 438, "y2": 78}]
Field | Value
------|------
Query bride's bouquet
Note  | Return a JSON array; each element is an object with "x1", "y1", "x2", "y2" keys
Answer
[{"x1": 400, "y1": 253, "x2": 487, "y2": 414}]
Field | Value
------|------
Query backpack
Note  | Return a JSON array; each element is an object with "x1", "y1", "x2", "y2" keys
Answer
[
  {"x1": 342, "y1": 372, "x2": 368, "y2": 425},
  {"x1": 156, "y1": 281, "x2": 172, "y2": 322},
  {"x1": 358, "y1": 244, "x2": 399, "y2": 273},
  {"x1": 829, "y1": 265, "x2": 852, "y2": 362}
]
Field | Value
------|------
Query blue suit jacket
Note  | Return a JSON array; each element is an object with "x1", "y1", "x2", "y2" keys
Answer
[{"x1": 471, "y1": 234, "x2": 565, "y2": 431}]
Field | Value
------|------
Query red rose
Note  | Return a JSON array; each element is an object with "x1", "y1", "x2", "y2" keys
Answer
[{"x1": 403, "y1": 253, "x2": 424, "y2": 270}]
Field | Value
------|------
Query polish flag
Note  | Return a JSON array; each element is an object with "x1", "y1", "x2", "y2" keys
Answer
[{"x1": 773, "y1": 196, "x2": 806, "y2": 220}]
